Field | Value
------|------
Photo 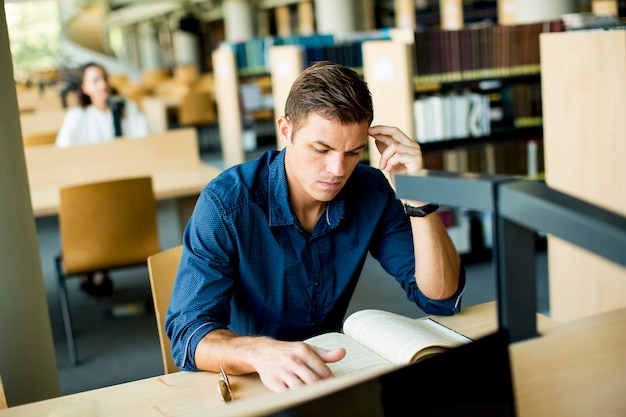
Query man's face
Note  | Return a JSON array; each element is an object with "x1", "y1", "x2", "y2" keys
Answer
[{"x1": 279, "y1": 113, "x2": 369, "y2": 206}]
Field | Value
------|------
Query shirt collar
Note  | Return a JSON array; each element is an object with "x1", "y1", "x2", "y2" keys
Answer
[{"x1": 268, "y1": 150, "x2": 345, "y2": 230}]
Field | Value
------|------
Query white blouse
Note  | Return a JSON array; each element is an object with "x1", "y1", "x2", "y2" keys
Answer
[{"x1": 55, "y1": 100, "x2": 149, "y2": 147}]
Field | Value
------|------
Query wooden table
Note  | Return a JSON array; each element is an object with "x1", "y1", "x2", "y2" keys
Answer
[
  {"x1": 24, "y1": 128, "x2": 220, "y2": 229},
  {"x1": 1, "y1": 301, "x2": 623, "y2": 416},
  {"x1": 19, "y1": 108, "x2": 67, "y2": 138}
]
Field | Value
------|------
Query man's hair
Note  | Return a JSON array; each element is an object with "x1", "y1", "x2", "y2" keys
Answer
[{"x1": 284, "y1": 61, "x2": 373, "y2": 134}]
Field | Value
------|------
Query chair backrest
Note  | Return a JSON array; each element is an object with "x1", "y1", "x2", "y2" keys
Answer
[
  {"x1": 59, "y1": 176, "x2": 161, "y2": 275},
  {"x1": 174, "y1": 64, "x2": 200, "y2": 85},
  {"x1": 177, "y1": 91, "x2": 216, "y2": 126},
  {"x1": 147, "y1": 244, "x2": 183, "y2": 374},
  {"x1": 142, "y1": 68, "x2": 171, "y2": 89},
  {"x1": 0, "y1": 374, "x2": 7, "y2": 409}
]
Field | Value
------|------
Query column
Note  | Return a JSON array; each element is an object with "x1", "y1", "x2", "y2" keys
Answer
[
  {"x1": 592, "y1": 0, "x2": 618, "y2": 15},
  {"x1": 212, "y1": 45, "x2": 245, "y2": 168},
  {"x1": 298, "y1": 1, "x2": 315, "y2": 35},
  {"x1": 440, "y1": 0, "x2": 464, "y2": 30},
  {"x1": 275, "y1": 5, "x2": 292, "y2": 38},
  {"x1": 121, "y1": 26, "x2": 141, "y2": 71},
  {"x1": 137, "y1": 22, "x2": 163, "y2": 70},
  {"x1": 173, "y1": 14, "x2": 200, "y2": 67},
  {"x1": 499, "y1": 0, "x2": 578, "y2": 24},
  {"x1": 394, "y1": 0, "x2": 415, "y2": 29},
  {"x1": 223, "y1": 0, "x2": 254, "y2": 43},
  {"x1": 314, "y1": 0, "x2": 356, "y2": 38},
  {"x1": 0, "y1": 3, "x2": 60, "y2": 406},
  {"x1": 356, "y1": 0, "x2": 376, "y2": 31}
]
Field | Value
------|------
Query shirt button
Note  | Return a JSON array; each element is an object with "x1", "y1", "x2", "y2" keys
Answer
[{"x1": 314, "y1": 281, "x2": 320, "y2": 287}]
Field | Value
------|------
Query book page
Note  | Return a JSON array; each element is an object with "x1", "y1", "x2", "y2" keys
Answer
[
  {"x1": 305, "y1": 332, "x2": 396, "y2": 377},
  {"x1": 342, "y1": 309, "x2": 472, "y2": 365}
]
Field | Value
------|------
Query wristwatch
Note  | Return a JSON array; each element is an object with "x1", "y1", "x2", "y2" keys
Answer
[{"x1": 403, "y1": 203, "x2": 440, "y2": 217}]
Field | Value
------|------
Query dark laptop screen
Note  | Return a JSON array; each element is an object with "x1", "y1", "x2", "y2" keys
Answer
[{"x1": 265, "y1": 328, "x2": 515, "y2": 417}]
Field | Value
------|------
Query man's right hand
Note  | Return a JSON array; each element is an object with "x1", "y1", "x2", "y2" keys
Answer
[
  {"x1": 195, "y1": 330, "x2": 347, "y2": 393},
  {"x1": 251, "y1": 338, "x2": 347, "y2": 392}
]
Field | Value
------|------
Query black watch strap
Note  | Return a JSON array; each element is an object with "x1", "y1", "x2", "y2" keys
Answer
[{"x1": 403, "y1": 203, "x2": 440, "y2": 217}]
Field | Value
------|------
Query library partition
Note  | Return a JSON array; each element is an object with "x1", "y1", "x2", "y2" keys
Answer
[
  {"x1": 541, "y1": 29, "x2": 626, "y2": 321},
  {"x1": 212, "y1": 45, "x2": 245, "y2": 168},
  {"x1": 395, "y1": 169, "x2": 626, "y2": 343},
  {"x1": 269, "y1": 45, "x2": 304, "y2": 149}
]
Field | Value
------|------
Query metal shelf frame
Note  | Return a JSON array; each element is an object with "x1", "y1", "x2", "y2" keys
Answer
[{"x1": 396, "y1": 170, "x2": 626, "y2": 342}]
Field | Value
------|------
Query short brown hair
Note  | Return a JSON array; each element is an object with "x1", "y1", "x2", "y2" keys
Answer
[{"x1": 284, "y1": 61, "x2": 373, "y2": 133}]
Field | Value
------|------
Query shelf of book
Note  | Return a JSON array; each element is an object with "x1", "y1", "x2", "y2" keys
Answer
[{"x1": 418, "y1": 125, "x2": 542, "y2": 153}]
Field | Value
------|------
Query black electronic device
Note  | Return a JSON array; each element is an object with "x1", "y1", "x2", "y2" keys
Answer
[{"x1": 265, "y1": 328, "x2": 515, "y2": 417}]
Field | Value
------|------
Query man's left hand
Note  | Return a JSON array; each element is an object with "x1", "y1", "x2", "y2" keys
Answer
[{"x1": 369, "y1": 125, "x2": 423, "y2": 176}]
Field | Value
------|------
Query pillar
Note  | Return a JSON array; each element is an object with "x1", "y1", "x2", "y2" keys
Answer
[
  {"x1": 498, "y1": 0, "x2": 578, "y2": 24},
  {"x1": 440, "y1": 0, "x2": 464, "y2": 30},
  {"x1": 173, "y1": 14, "x2": 201, "y2": 67},
  {"x1": 314, "y1": 0, "x2": 356, "y2": 38},
  {"x1": 0, "y1": 1, "x2": 61, "y2": 406},
  {"x1": 223, "y1": 0, "x2": 255, "y2": 43},
  {"x1": 298, "y1": 1, "x2": 315, "y2": 35},
  {"x1": 275, "y1": 5, "x2": 292, "y2": 38},
  {"x1": 121, "y1": 26, "x2": 141, "y2": 71},
  {"x1": 137, "y1": 22, "x2": 163, "y2": 70},
  {"x1": 394, "y1": 0, "x2": 415, "y2": 29},
  {"x1": 356, "y1": 0, "x2": 376, "y2": 31}
]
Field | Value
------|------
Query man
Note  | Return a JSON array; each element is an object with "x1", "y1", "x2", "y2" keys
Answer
[{"x1": 165, "y1": 61, "x2": 464, "y2": 393}]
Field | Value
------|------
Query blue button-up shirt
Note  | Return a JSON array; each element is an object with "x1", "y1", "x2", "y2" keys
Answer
[{"x1": 165, "y1": 150, "x2": 465, "y2": 370}]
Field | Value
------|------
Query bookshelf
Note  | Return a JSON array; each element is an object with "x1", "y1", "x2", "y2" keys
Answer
[
  {"x1": 540, "y1": 29, "x2": 626, "y2": 322},
  {"x1": 361, "y1": 19, "x2": 561, "y2": 258}
]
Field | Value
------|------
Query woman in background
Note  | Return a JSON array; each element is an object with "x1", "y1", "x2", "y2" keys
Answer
[
  {"x1": 55, "y1": 62, "x2": 149, "y2": 296},
  {"x1": 55, "y1": 62, "x2": 148, "y2": 147}
]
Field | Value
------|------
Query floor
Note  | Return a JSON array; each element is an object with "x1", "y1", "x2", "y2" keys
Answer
[{"x1": 35, "y1": 141, "x2": 550, "y2": 396}]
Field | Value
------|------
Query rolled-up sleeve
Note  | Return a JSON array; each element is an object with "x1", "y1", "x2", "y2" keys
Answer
[{"x1": 408, "y1": 266, "x2": 466, "y2": 316}]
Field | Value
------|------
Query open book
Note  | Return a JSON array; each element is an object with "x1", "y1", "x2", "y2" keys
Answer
[{"x1": 306, "y1": 309, "x2": 472, "y2": 377}]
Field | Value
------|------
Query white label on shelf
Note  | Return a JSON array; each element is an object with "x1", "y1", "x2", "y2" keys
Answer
[
  {"x1": 274, "y1": 59, "x2": 291, "y2": 78},
  {"x1": 215, "y1": 61, "x2": 228, "y2": 77},
  {"x1": 373, "y1": 57, "x2": 395, "y2": 82}
]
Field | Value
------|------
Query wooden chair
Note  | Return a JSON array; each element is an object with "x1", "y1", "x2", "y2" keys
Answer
[
  {"x1": 23, "y1": 131, "x2": 58, "y2": 147},
  {"x1": 147, "y1": 244, "x2": 183, "y2": 374},
  {"x1": 55, "y1": 176, "x2": 161, "y2": 365},
  {"x1": 0, "y1": 373, "x2": 7, "y2": 409},
  {"x1": 174, "y1": 64, "x2": 200, "y2": 85},
  {"x1": 142, "y1": 68, "x2": 171, "y2": 90},
  {"x1": 177, "y1": 91, "x2": 217, "y2": 150},
  {"x1": 190, "y1": 73, "x2": 214, "y2": 94}
]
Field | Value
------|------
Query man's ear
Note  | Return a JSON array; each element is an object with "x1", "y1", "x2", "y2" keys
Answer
[{"x1": 276, "y1": 116, "x2": 292, "y2": 149}]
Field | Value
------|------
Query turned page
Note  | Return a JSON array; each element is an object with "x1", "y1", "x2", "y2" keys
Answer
[{"x1": 343, "y1": 309, "x2": 471, "y2": 365}]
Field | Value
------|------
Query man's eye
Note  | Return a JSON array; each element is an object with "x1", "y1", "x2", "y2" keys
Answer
[{"x1": 314, "y1": 148, "x2": 328, "y2": 154}]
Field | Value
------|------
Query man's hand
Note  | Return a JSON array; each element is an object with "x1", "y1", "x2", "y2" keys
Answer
[
  {"x1": 369, "y1": 125, "x2": 423, "y2": 176},
  {"x1": 197, "y1": 331, "x2": 347, "y2": 393},
  {"x1": 250, "y1": 339, "x2": 346, "y2": 392}
]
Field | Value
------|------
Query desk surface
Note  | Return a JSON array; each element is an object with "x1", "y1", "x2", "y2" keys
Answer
[
  {"x1": 19, "y1": 108, "x2": 66, "y2": 138},
  {"x1": 25, "y1": 128, "x2": 220, "y2": 217},
  {"x1": 4, "y1": 301, "x2": 623, "y2": 416}
]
